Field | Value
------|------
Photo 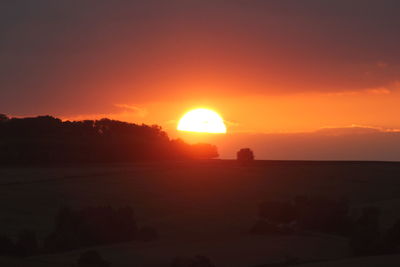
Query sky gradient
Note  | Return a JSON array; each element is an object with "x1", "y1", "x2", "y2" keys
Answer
[{"x1": 1, "y1": 1, "x2": 400, "y2": 159}]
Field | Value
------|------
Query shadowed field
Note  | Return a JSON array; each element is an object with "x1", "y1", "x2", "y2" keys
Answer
[{"x1": 1, "y1": 160, "x2": 400, "y2": 266}]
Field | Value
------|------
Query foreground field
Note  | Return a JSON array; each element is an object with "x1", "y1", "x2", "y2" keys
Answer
[{"x1": 1, "y1": 160, "x2": 400, "y2": 266}]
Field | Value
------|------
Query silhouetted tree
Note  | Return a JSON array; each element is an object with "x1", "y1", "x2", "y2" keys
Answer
[
  {"x1": 350, "y1": 206, "x2": 382, "y2": 256},
  {"x1": 114, "y1": 206, "x2": 137, "y2": 241},
  {"x1": 44, "y1": 206, "x2": 146, "y2": 253},
  {"x1": 383, "y1": 219, "x2": 400, "y2": 253},
  {"x1": 0, "y1": 115, "x2": 219, "y2": 164},
  {"x1": 0, "y1": 114, "x2": 8, "y2": 122},
  {"x1": 254, "y1": 196, "x2": 353, "y2": 236},
  {"x1": 43, "y1": 206, "x2": 82, "y2": 252},
  {"x1": 44, "y1": 231, "x2": 80, "y2": 253},
  {"x1": 77, "y1": 250, "x2": 110, "y2": 267},
  {"x1": 236, "y1": 148, "x2": 254, "y2": 162},
  {"x1": 295, "y1": 196, "x2": 352, "y2": 235}
]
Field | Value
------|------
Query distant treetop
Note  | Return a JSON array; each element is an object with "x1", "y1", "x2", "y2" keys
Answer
[
  {"x1": 0, "y1": 115, "x2": 218, "y2": 163},
  {"x1": 0, "y1": 114, "x2": 9, "y2": 122},
  {"x1": 237, "y1": 148, "x2": 255, "y2": 162}
]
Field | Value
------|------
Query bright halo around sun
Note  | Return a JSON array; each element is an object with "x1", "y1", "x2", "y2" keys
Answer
[{"x1": 177, "y1": 108, "x2": 227, "y2": 134}]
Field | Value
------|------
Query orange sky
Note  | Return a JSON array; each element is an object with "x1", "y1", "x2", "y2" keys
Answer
[
  {"x1": 58, "y1": 88, "x2": 400, "y2": 161},
  {"x1": 2, "y1": 1, "x2": 400, "y2": 160},
  {"x1": 62, "y1": 87, "x2": 400, "y2": 137}
]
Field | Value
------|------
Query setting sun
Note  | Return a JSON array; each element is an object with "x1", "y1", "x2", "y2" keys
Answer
[{"x1": 177, "y1": 108, "x2": 227, "y2": 134}]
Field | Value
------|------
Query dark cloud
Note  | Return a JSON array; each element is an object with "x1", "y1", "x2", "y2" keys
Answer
[{"x1": 1, "y1": 1, "x2": 400, "y2": 114}]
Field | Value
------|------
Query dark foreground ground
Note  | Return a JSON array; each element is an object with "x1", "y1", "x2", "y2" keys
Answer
[{"x1": 1, "y1": 160, "x2": 400, "y2": 266}]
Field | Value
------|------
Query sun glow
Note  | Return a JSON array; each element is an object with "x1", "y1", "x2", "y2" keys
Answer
[{"x1": 177, "y1": 108, "x2": 227, "y2": 134}]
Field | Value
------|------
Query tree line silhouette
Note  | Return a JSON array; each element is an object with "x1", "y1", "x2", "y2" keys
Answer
[{"x1": 0, "y1": 114, "x2": 218, "y2": 163}]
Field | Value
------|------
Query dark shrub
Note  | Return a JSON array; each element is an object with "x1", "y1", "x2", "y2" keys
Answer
[
  {"x1": 295, "y1": 196, "x2": 352, "y2": 235},
  {"x1": 44, "y1": 207, "x2": 84, "y2": 252},
  {"x1": 255, "y1": 196, "x2": 353, "y2": 236},
  {"x1": 14, "y1": 229, "x2": 38, "y2": 257},
  {"x1": 77, "y1": 250, "x2": 110, "y2": 267},
  {"x1": 137, "y1": 226, "x2": 158, "y2": 242},
  {"x1": 171, "y1": 255, "x2": 216, "y2": 267},
  {"x1": 0, "y1": 114, "x2": 8, "y2": 123},
  {"x1": 78, "y1": 206, "x2": 137, "y2": 245},
  {"x1": 44, "y1": 206, "x2": 139, "y2": 253},
  {"x1": 43, "y1": 231, "x2": 81, "y2": 253},
  {"x1": 384, "y1": 219, "x2": 400, "y2": 253},
  {"x1": 79, "y1": 206, "x2": 120, "y2": 245},
  {"x1": 115, "y1": 206, "x2": 137, "y2": 241},
  {"x1": 236, "y1": 148, "x2": 254, "y2": 162},
  {"x1": 349, "y1": 206, "x2": 382, "y2": 256}
]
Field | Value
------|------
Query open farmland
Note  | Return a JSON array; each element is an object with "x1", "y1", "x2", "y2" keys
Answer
[{"x1": 1, "y1": 160, "x2": 400, "y2": 266}]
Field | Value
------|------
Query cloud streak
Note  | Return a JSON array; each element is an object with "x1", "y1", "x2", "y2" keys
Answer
[
  {"x1": 61, "y1": 104, "x2": 147, "y2": 122},
  {"x1": 212, "y1": 125, "x2": 400, "y2": 161}
]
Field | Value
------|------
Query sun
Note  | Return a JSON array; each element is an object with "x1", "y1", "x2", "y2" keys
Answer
[{"x1": 177, "y1": 108, "x2": 227, "y2": 134}]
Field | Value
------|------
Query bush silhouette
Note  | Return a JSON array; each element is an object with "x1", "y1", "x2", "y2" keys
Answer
[
  {"x1": 0, "y1": 114, "x2": 8, "y2": 123},
  {"x1": 44, "y1": 231, "x2": 81, "y2": 253},
  {"x1": 44, "y1": 206, "x2": 140, "y2": 253},
  {"x1": 236, "y1": 148, "x2": 254, "y2": 162},
  {"x1": 295, "y1": 196, "x2": 352, "y2": 235},
  {"x1": 383, "y1": 219, "x2": 400, "y2": 253},
  {"x1": 349, "y1": 206, "x2": 382, "y2": 256},
  {"x1": 77, "y1": 250, "x2": 110, "y2": 267},
  {"x1": 254, "y1": 196, "x2": 353, "y2": 236}
]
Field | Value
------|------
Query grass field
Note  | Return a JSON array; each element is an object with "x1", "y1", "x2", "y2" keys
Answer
[{"x1": 1, "y1": 160, "x2": 400, "y2": 266}]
